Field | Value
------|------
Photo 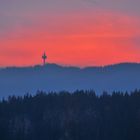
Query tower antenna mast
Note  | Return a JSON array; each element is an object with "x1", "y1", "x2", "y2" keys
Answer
[{"x1": 42, "y1": 52, "x2": 47, "y2": 66}]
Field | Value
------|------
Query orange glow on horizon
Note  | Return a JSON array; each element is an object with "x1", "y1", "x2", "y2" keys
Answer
[{"x1": 0, "y1": 10, "x2": 140, "y2": 67}]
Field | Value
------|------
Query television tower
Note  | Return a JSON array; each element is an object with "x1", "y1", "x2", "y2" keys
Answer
[{"x1": 42, "y1": 52, "x2": 47, "y2": 66}]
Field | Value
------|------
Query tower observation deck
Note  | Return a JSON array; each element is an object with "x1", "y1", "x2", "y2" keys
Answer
[{"x1": 42, "y1": 52, "x2": 47, "y2": 66}]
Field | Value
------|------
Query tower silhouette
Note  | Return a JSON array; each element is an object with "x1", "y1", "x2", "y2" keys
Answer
[{"x1": 42, "y1": 52, "x2": 47, "y2": 66}]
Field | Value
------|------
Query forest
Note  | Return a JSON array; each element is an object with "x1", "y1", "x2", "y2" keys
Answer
[{"x1": 0, "y1": 90, "x2": 140, "y2": 140}]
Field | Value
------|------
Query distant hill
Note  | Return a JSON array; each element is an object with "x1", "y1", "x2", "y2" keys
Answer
[{"x1": 0, "y1": 63, "x2": 140, "y2": 97}]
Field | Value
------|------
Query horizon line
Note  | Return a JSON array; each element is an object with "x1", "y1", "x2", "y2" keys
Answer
[{"x1": 0, "y1": 62, "x2": 140, "y2": 69}]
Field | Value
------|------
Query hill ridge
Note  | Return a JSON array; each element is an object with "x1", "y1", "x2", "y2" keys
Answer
[{"x1": 0, "y1": 62, "x2": 140, "y2": 97}]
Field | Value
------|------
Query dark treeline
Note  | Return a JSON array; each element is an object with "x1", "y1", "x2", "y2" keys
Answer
[{"x1": 0, "y1": 90, "x2": 140, "y2": 140}]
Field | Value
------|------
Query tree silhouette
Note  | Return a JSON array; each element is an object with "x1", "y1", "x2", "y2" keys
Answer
[{"x1": 0, "y1": 90, "x2": 140, "y2": 140}]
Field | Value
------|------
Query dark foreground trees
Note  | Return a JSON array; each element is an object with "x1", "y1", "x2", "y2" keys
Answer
[{"x1": 0, "y1": 90, "x2": 140, "y2": 140}]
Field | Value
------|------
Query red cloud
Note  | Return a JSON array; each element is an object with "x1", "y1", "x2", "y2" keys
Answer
[{"x1": 0, "y1": 10, "x2": 140, "y2": 67}]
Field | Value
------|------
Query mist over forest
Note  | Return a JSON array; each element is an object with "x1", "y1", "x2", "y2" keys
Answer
[{"x1": 0, "y1": 62, "x2": 140, "y2": 97}]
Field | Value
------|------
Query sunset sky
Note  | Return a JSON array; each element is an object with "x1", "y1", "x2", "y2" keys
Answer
[{"x1": 0, "y1": 0, "x2": 140, "y2": 67}]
